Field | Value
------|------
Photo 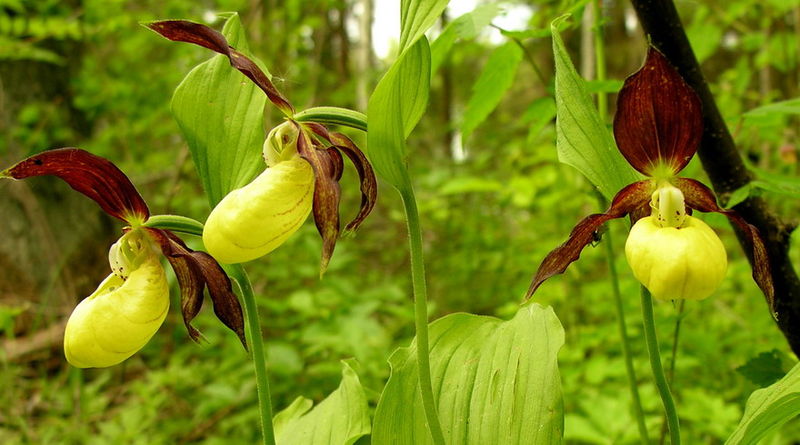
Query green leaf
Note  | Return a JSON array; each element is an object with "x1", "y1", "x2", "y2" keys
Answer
[
  {"x1": 743, "y1": 97, "x2": 800, "y2": 119},
  {"x1": 170, "y1": 13, "x2": 267, "y2": 207},
  {"x1": 273, "y1": 361, "x2": 371, "y2": 445},
  {"x1": 399, "y1": 0, "x2": 450, "y2": 53},
  {"x1": 372, "y1": 303, "x2": 565, "y2": 444},
  {"x1": 430, "y1": 4, "x2": 501, "y2": 73},
  {"x1": 727, "y1": 361, "x2": 800, "y2": 444},
  {"x1": 736, "y1": 350, "x2": 788, "y2": 388},
  {"x1": 461, "y1": 41, "x2": 523, "y2": 144},
  {"x1": 551, "y1": 16, "x2": 639, "y2": 199},
  {"x1": 367, "y1": 38, "x2": 431, "y2": 189}
]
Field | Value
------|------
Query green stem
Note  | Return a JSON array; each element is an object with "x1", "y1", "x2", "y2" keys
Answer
[
  {"x1": 227, "y1": 266, "x2": 278, "y2": 445},
  {"x1": 593, "y1": 0, "x2": 608, "y2": 119},
  {"x1": 143, "y1": 215, "x2": 276, "y2": 444},
  {"x1": 399, "y1": 185, "x2": 446, "y2": 445},
  {"x1": 604, "y1": 233, "x2": 650, "y2": 444},
  {"x1": 641, "y1": 286, "x2": 680, "y2": 444}
]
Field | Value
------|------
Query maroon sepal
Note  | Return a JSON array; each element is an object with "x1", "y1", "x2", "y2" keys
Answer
[
  {"x1": 1, "y1": 148, "x2": 149, "y2": 223},
  {"x1": 675, "y1": 178, "x2": 776, "y2": 314},
  {"x1": 146, "y1": 20, "x2": 294, "y2": 115},
  {"x1": 329, "y1": 132, "x2": 378, "y2": 233},
  {"x1": 146, "y1": 228, "x2": 248, "y2": 348},
  {"x1": 613, "y1": 47, "x2": 703, "y2": 176},
  {"x1": 296, "y1": 130, "x2": 342, "y2": 276},
  {"x1": 526, "y1": 180, "x2": 653, "y2": 298}
]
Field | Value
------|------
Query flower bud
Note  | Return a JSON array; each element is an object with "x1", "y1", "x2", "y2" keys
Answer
[
  {"x1": 625, "y1": 215, "x2": 727, "y2": 300},
  {"x1": 64, "y1": 250, "x2": 169, "y2": 368},
  {"x1": 203, "y1": 155, "x2": 314, "y2": 264}
]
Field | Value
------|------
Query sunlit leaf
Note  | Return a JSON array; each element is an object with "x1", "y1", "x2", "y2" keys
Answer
[
  {"x1": 399, "y1": 0, "x2": 449, "y2": 53},
  {"x1": 367, "y1": 38, "x2": 431, "y2": 189},
  {"x1": 727, "y1": 361, "x2": 800, "y2": 444},
  {"x1": 273, "y1": 361, "x2": 370, "y2": 445},
  {"x1": 372, "y1": 303, "x2": 564, "y2": 444},
  {"x1": 461, "y1": 41, "x2": 523, "y2": 144},
  {"x1": 430, "y1": 3, "x2": 501, "y2": 73},
  {"x1": 168, "y1": 13, "x2": 268, "y2": 207},
  {"x1": 551, "y1": 16, "x2": 639, "y2": 199}
]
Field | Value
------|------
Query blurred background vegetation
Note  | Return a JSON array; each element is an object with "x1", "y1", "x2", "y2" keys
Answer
[{"x1": 1, "y1": 0, "x2": 799, "y2": 443}]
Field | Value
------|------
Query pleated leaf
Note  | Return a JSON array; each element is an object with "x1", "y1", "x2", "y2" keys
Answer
[
  {"x1": 170, "y1": 13, "x2": 267, "y2": 207},
  {"x1": 273, "y1": 361, "x2": 370, "y2": 445},
  {"x1": 372, "y1": 303, "x2": 565, "y2": 444},
  {"x1": 727, "y1": 361, "x2": 800, "y2": 444},
  {"x1": 551, "y1": 16, "x2": 639, "y2": 199},
  {"x1": 399, "y1": 0, "x2": 450, "y2": 53}
]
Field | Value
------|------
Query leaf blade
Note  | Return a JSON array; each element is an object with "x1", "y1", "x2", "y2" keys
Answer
[
  {"x1": 372, "y1": 303, "x2": 565, "y2": 444},
  {"x1": 551, "y1": 16, "x2": 639, "y2": 199}
]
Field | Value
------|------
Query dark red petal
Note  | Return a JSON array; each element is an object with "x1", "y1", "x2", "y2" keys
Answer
[
  {"x1": 1, "y1": 148, "x2": 149, "y2": 223},
  {"x1": 146, "y1": 228, "x2": 247, "y2": 348},
  {"x1": 296, "y1": 130, "x2": 342, "y2": 276},
  {"x1": 303, "y1": 122, "x2": 332, "y2": 142},
  {"x1": 613, "y1": 47, "x2": 702, "y2": 176},
  {"x1": 675, "y1": 178, "x2": 775, "y2": 313},
  {"x1": 329, "y1": 132, "x2": 378, "y2": 233},
  {"x1": 526, "y1": 180, "x2": 653, "y2": 298},
  {"x1": 146, "y1": 20, "x2": 294, "y2": 114}
]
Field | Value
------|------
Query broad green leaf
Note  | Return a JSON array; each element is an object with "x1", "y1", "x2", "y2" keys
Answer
[
  {"x1": 461, "y1": 41, "x2": 523, "y2": 143},
  {"x1": 399, "y1": 0, "x2": 450, "y2": 53},
  {"x1": 372, "y1": 303, "x2": 565, "y2": 444},
  {"x1": 367, "y1": 38, "x2": 431, "y2": 189},
  {"x1": 551, "y1": 16, "x2": 639, "y2": 199},
  {"x1": 727, "y1": 361, "x2": 800, "y2": 444},
  {"x1": 170, "y1": 13, "x2": 267, "y2": 207},
  {"x1": 743, "y1": 97, "x2": 800, "y2": 119},
  {"x1": 430, "y1": 3, "x2": 501, "y2": 73},
  {"x1": 273, "y1": 361, "x2": 370, "y2": 445}
]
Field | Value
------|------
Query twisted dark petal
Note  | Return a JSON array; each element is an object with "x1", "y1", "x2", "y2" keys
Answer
[
  {"x1": 526, "y1": 180, "x2": 653, "y2": 298},
  {"x1": 613, "y1": 47, "x2": 703, "y2": 176},
  {"x1": 1, "y1": 148, "x2": 149, "y2": 223},
  {"x1": 146, "y1": 228, "x2": 247, "y2": 348},
  {"x1": 303, "y1": 122, "x2": 332, "y2": 142},
  {"x1": 675, "y1": 177, "x2": 775, "y2": 314},
  {"x1": 296, "y1": 130, "x2": 342, "y2": 276},
  {"x1": 146, "y1": 20, "x2": 294, "y2": 114},
  {"x1": 329, "y1": 132, "x2": 378, "y2": 233}
]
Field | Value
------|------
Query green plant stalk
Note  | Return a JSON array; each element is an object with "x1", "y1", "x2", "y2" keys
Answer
[
  {"x1": 641, "y1": 286, "x2": 680, "y2": 444},
  {"x1": 144, "y1": 216, "x2": 277, "y2": 445},
  {"x1": 399, "y1": 185, "x2": 446, "y2": 445},
  {"x1": 593, "y1": 0, "x2": 608, "y2": 118},
  {"x1": 229, "y1": 264, "x2": 277, "y2": 445},
  {"x1": 604, "y1": 232, "x2": 650, "y2": 444}
]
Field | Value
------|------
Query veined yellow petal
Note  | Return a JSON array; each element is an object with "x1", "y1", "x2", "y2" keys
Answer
[
  {"x1": 625, "y1": 215, "x2": 727, "y2": 301},
  {"x1": 64, "y1": 254, "x2": 169, "y2": 368},
  {"x1": 203, "y1": 156, "x2": 315, "y2": 264}
]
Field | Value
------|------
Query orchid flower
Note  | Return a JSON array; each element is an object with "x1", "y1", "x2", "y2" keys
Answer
[
  {"x1": 527, "y1": 48, "x2": 774, "y2": 311},
  {"x1": 147, "y1": 20, "x2": 377, "y2": 273},
  {"x1": 1, "y1": 149, "x2": 246, "y2": 367}
]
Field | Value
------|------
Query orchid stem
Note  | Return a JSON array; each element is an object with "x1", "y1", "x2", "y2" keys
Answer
[
  {"x1": 641, "y1": 286, "x2": 681, "y2": 444},
  {"x1": 399, "y1": 185, "x2": 446, "y2": 445},
  {"x1": 230, "y1": 265, "x2": 277, "y2": 445},
  {"x1": 604, "y1": 232, "x2": 650, "y2": 444}
]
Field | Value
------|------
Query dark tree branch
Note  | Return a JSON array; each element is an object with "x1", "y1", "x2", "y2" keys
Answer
[{"x1": 631, "y1": 0, "x2": 800, "y2": 356}]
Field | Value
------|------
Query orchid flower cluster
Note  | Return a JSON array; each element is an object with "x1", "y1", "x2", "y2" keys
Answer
[
  {"x1": 0, "y1": 21, "x2": 377, "y2": 368},
  {"x1": 527, "y1": 48, "x2": 774, "y2": 311}
]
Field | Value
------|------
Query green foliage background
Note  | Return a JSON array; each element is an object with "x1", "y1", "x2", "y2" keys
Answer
[{"x1": 1, "y1": 0, "x2": 799, "y2": 443}]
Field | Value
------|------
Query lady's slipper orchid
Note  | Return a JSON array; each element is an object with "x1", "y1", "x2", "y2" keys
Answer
[
  {"x1": 1, "y1": 148, "x2": 247, "y2": 367},
  {"x1": 147, "y1": 20, "x2": 377, "y2": 273},
  {"x1": 527, "y1": 48, "x2": 774, "y2": 311}
]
